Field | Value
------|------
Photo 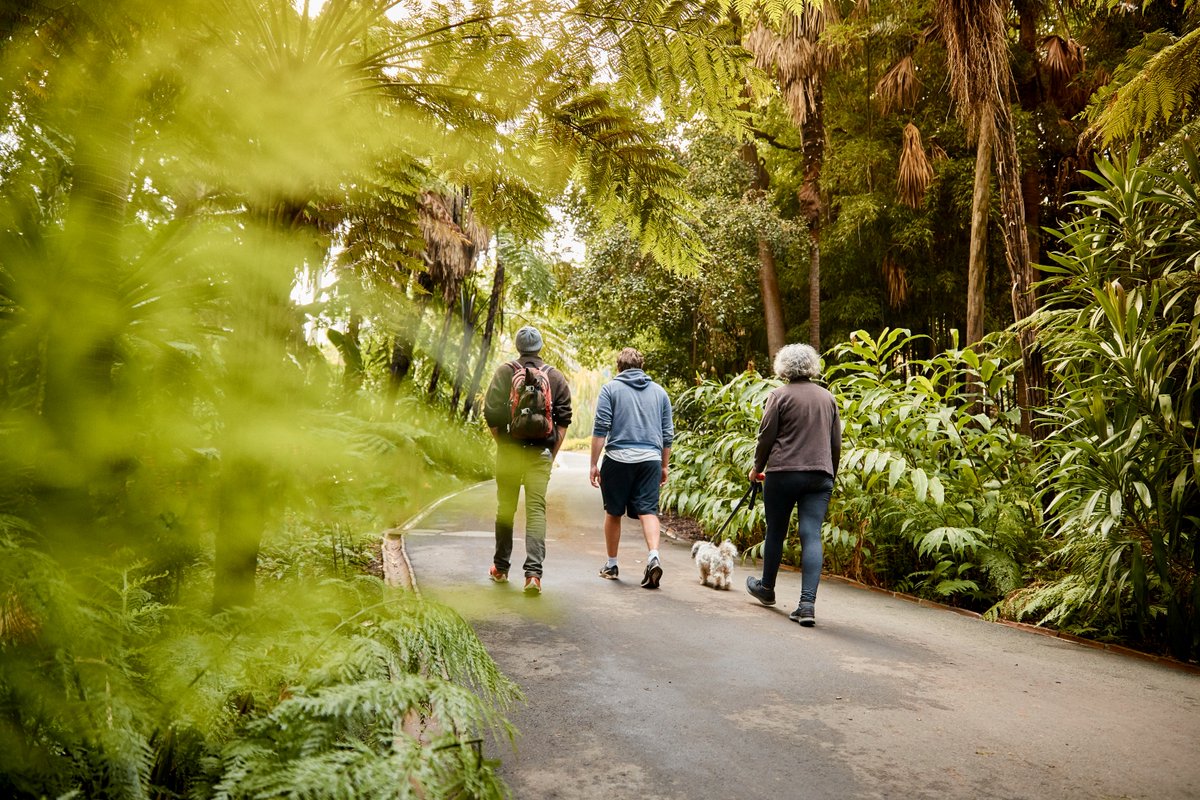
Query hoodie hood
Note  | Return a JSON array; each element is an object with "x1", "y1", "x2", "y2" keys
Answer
[{"x1": 615, "y1": 368, "x2": 651, "y2": 390}]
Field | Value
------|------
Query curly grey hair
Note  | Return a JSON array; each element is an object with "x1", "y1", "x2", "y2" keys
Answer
[{"x1": 774, "y1": 343, "x2": 821, "y2": 381}]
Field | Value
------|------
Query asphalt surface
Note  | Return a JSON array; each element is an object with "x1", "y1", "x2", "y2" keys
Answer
[{"x1": 402, "y1": 451, "x2": 1200, "y2": 800}]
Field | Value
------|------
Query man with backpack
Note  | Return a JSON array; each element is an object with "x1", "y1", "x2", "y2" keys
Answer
[
  {"x1": 483, "y1": 325, "x2": 572, "y2": 595},
  {"x1": 590, "y1": 347, "x2": 673, "y2": 589}
]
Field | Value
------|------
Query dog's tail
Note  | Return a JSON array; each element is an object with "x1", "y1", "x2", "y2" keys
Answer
[{"x1": 691, "y1": 541, "x2": 703, "y2": 559}]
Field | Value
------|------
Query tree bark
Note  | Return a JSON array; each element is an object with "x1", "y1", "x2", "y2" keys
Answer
[
  {"x1": 739, "y1": 142, "x2": 787, "y2": 358},
  {"x1": 463, "y1": 251, "x2": 505, "y2": 420},
  {"x1": 212, "y1": 462, "x2": 268, "y2": 612},
  {"x1": 758, "y1": 236, "x2": 787, "y2": 358},
  {"x1": 449, "y1": 290, "x2": 476, "y2": 415},
  {"x1": 342, "y1": 311, "x2": 363, "y2": 393},
  {"x1": 799, "y1": 86, "x2": 826, "y2": 352},
  {"x1": 992, "y1": 100, "x2": 1046, "y2": 432},
  {"x1": 966, "y1": 112, "x2": 994, "y2": 348},
  {"x1": 426, "y1": 305, "x2": 454, "y2": 398},
  {"x1": 387, "y1": 272, "x2": 434, "y2": 398}
]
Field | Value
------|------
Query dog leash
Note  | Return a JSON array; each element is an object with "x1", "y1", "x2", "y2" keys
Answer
[{"x1": 709, "y1": 479, "x2": 761, "y2": 543}]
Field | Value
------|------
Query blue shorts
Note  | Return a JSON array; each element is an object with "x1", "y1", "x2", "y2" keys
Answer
[{"x1": 600, "y1": 458, "x2": 661, "y2": 519}]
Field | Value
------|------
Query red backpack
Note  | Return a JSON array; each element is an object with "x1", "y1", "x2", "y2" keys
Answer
[{"x1": 508, "y1": 360, "x2": 554, "y2": 441}]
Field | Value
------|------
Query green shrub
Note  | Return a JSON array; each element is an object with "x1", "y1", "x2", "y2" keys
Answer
[
  {"x1": 826, "y1": 329, "x2": 1041, "y2": 606},
  {"x1": 1010, "y1": 143, "x2": 1200, "y2": 659},
  {"x1": 662, "y1": 329, "x2": 1043, "y2": 611},
  {"x1": 0, "y1": 519, "x2": 519, "y2": 799}
]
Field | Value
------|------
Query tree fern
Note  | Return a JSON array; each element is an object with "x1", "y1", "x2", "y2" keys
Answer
[
  {"x1": 1087, "y1": 27, "x2": 1200, "y2": 146},
  {"x1": 532, "y1": 83, "x2": 709, "y2": 271}
]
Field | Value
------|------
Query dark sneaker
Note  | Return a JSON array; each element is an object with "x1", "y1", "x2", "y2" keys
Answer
[
  {"x1": 790, "y1": 601, "x2": 816, "y2": 626},
  {"x1": 489, "y1": 565, "x2": 508, "y2": 584},
  {"x1": 641, "y1": 556, "x2": 663, "y2": 589},
  {"x1": 599, "y1": 562, "x2": 619, "y2": 580},
  {"x1": 523, "y1": 576, "x2": 542, "y2": 595},
  {"x1": 745, "y1": 577, "x2": 776, "y2": 606}
]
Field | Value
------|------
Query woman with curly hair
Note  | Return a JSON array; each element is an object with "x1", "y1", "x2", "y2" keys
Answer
[{"x1": 745, "y1": 343, "x2": 841, "y2": 626}]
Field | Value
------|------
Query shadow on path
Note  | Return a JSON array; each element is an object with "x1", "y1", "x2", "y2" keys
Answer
[{"x1": 401, "y1": 452, "x2": 1200, "y2": 800}]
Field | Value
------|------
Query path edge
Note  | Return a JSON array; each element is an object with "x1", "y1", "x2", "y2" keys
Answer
[
  {"x1": 660, "y1": 526, "x2": 1199, "y2": 676},
  {"x1": 381, "y1": 480, "x2": 492, "y2": 596}
]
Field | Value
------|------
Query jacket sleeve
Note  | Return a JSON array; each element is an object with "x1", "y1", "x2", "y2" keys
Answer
[
  {"x1": 830, "y1": 396, "x2": 842, "y2": 478},
  {"x1": 661, "y1": 389, "x2": 674, "y2": 448},
  {"x1": 483, "y1": 363, "x2": 513, "y2": 430},
  {"x1": 592, "y1": 384, "x2": 612, "y2": 438},
  {"x1": 551, "y1": 368, "x2": 572, "y2": 429},
  {"x1": 753, "y1": 391, "x2": 781, "y2": 474}
]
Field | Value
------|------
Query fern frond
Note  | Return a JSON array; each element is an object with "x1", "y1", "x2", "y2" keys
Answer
[
  {"x1": 1087, "y1": 27, "x2": 1200, "y2": 146},
  {"x1": 569, "y1": 0, "x2": 752, "y2": 128},
  {"x1": 534, "y1": 85, "x2": 708, "y2": 272}
]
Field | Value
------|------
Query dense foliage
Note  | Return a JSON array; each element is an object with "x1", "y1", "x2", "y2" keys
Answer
[
  {"x1": 663, "y1": 146, "x2": 1200, "y2": 660},
  {"x1": 1009, "y1": 144, "x2": 1200, "y2": 657},
  {"x1": 3, "y1": 0, "x2": 819, "y2": 795},
  {"x1": 664, "y1": 330, "x2": 1042, "y2": 609},
  {"x1": 3, "y1": 0, "x2": 1200, "y2": 796}
]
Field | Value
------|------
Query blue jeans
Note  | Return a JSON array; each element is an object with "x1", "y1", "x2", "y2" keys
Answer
[
  {"x1": 494, "y1": 443, "x2": 553, "y2": 578},
  {"x1": 761, "y1": 471, "x2": 834, "y2": 603}
]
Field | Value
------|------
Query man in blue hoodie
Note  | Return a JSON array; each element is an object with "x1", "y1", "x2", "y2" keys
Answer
[{"x1": 589, "y1": 347, "x2": 674, "y2": 588}]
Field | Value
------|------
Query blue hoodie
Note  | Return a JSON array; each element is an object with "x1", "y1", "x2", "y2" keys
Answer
[{"x1": 592, "y1": 369, "x2": 674, "y2": 453}]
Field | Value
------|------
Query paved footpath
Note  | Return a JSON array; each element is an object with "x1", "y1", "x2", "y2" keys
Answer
[{"x1": 401, "y1": 452, "x2": 1200, "y2": 800}]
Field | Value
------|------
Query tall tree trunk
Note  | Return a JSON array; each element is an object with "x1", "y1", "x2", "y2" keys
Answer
[
  {"x1": 426, "y1": 305, "x2": 454, "y2": 398},
  {"x1": 938, "y1": 0, "x2": 1045, "y2": 433},
  {"x1": 463, "y1": 251, "x2": 505, "y2": 420},
  {"x1": 799, "y1": 90, "x2": 825, "y2": 352},
  {"x1": 807, "y1": 233, "x2": 821, "y2": 350},
  {"x1": 739, "y1": 142, "x2": 787, "y2": 357},
  {"x1": 966, "y1": 112, "x2": 994, "y2": 348},
  {"x1": 758, "y1": 237, "x2": 787, "y2": 358},
  {"x1": 449, "y1": 290, "x2": 476, "y2": 415},
  {"x1": 992, "y1": 100, "x2": 1046, "y2": 432},
  {"x1": 341, "y1": 311, "x2": 363, "y2": 394},
  {"x1": 1013, "y1": 0, "x2": 1043, "y2": 268},
  {"x1": 387, "y1": 272, "x2": 434, "y2": 398},
  {"x1": 212, "y1": 463, "x2": 269, "y2": 612}
]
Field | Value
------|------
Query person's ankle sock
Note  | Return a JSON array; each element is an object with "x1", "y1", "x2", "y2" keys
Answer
[
  {"x1": 648, "y1": 549, "x2": 660, "y2": 563},
  {"x1": 606, "y1": 557, "x2": 618, "y2": 568}
]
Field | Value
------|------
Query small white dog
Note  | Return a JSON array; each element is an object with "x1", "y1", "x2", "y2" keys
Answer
[{"x1": 691, "y1": 539, "x2": 738, "y2": 590}]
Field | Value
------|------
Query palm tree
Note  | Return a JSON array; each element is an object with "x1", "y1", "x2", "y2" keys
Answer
[
  {"x1": 966, "y1": 113, "x2": 993, "y2": 349},
  {"x1": 937, "y1": 0, "x2": 1045, "y2": 428},
  {"x1": 746, "y1": 2, "x2": 837, "y2": 352}
]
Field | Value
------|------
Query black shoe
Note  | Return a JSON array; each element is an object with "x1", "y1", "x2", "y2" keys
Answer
[
  {"x1": 790, "y1": 601, "x2": 815, "y2": 626},
  {"x1": 599, "y1": 562, "x2": 619, "y2": 580},
  {"x1": 641, "y1": 556, "x2": 663, "y2": 589},
  {"x1": 745, "y1": 577, "x2": 776, "y2": 606}
]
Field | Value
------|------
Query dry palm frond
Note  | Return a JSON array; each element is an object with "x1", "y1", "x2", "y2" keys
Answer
[
  {"x1": 896, "y1": 122, "x2": 935, "y2": 208},
  {"x1": 418, "y1": 191, "x2": 484, "y2": 302},
  {"x1": 882, "y1": 254, "x2": 909, "y2": 308},
  {"x1": 1, "y1": 592, "x2": 38, "y2": 644},
  {"x1": 1041, "y1": 35, "x2": 1085, "y2": 86},
  {"x1": 1042, "y1": 35, "x2": 1087, "y2": 108},
  {"x1": 876, "y1": 54, "x2": 921, "y2": 115},
  {"x1": 929, "y1": 141, "x2": 948, "y2": 162},
  {"x1": 936, "y1": 0, "x2": 1010, "y2": 131},
  {"x1": 745, "y1": 1, "x2": 840, "y2": 127}
]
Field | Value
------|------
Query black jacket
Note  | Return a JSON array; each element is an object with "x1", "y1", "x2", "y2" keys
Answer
[{"x1": 483, "y1": 356, "x2": 573, "y2": 447}]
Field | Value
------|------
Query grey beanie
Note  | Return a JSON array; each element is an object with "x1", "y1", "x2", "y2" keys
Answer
[{"x1": 515, "y1": 326, "x2": 543, "y2": 355}]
